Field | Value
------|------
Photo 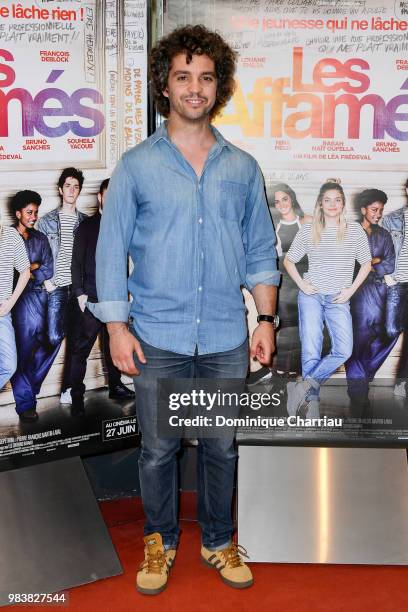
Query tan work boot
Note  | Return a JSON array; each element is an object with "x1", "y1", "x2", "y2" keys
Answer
[
  {"x1": 136, "y1": 532, "x2": 176, "y2": 595},
  {"x1": 201, "y1": 542, "x2": 253, "y2": 588}
]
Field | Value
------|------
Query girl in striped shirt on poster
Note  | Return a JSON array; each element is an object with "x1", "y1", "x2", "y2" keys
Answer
[
  {"x1": 284, "y1": 182, "x2": 371, "y2": 417},
  {"x1": 0, "y1": 217, "x2": 30, "y2": 391}
]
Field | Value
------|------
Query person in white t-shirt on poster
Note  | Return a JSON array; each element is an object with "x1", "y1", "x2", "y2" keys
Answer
[{"x1": 37, "y1": 168, "x2": 87, "y2": 405}]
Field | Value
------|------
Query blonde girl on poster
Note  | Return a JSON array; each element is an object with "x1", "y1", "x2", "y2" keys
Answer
[{"x1": 284, "y1": 182, "x2": 371, "y2": 417}]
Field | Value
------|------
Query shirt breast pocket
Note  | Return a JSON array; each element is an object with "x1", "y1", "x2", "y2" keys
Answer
[{"x1": 219, "y1": 181, "x2": 247, "y2": 223}]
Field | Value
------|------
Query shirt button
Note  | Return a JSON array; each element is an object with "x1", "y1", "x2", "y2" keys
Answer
[
  {"x1": 197, "y1": 318, "x2": 200, "y2": 324},
  {"x1": 198, "y1": 286, "x2": 202, "y2": 292},
  {"x1": 198, "y1": 218, "x2": 203, "y2": 224}
]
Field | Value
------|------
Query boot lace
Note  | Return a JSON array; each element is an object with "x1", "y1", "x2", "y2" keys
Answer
[
  {"x1": 221, "y1": 543, "x2": 249, "y2": 568},
  {"x1": 140, "y1": 549, "x2": 167, "y2": 574}
]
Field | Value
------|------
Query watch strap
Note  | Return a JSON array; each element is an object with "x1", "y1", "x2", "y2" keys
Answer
[{"x1": 257, "y1": 314, "x2": 280, "y2": 328}]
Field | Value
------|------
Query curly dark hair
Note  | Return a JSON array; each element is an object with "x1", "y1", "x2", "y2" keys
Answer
[
  {"x1": 357, "y1": 188, "x2": 388, "y2": 209},
  {"x1": 58, "y1": 167, "x2": 84, "y2": 191},
  {"x1": 355, "y1": 188, "x2": 387, "y2": 222},
  {"x1": 149, "y1": 25, "x2": 237, "y2": 120},
  {"x1": 11, "y1": 190, "x2": 42, "y2": 215}
]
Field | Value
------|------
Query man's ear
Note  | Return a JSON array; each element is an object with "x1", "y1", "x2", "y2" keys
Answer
[{"x1": 162, "y1": 87, "x2": 169, "y2": 99}]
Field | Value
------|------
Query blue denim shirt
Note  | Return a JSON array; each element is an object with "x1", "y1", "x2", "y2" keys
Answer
[
  {"x1": 382, "y1": 206, "x2": 406, "y2": 272},
  {"x1": 37, "y1": 207, "x2": 87, "y2": 285},
  {"x1": 91, "y1": 123, "x2": 279, "y2": 355}
]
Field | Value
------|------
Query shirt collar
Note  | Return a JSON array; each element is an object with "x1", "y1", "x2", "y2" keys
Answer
[{"x1": 150, "y1": 120, "x2": 230, "y2": 150}]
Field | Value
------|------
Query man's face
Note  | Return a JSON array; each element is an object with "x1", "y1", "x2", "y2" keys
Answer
[
  {"x1": 163, "y1": 53, "x2": 217, "y2": 122},
  {"x1": 59, "y1": 176, "x2": 81, "y2": 205},
  {"x1": 16, "y1": 203, "x2": 39, "y2": 229},
  {"x1": 362, "y1": 201, "x2": 384, "y2": 225}
]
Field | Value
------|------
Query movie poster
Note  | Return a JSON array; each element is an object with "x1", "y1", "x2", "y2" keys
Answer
[
  {"x1": 0, "y1": 0, "x2": 147, "y2": 469},
  {"x1": 163, "y1": 0, "x2": 408, "y2": 446},
  {"x1": 0, "y1": 0, "x2": 106, "y2": 168}
]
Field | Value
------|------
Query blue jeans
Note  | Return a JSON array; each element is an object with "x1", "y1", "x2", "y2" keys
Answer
[
  {"x1": 132, "y1": 333, "x2": 249, "y2": 550},
  {"x1": 47, "y1": 286, "x2": 70, "y2": 347},
  {"x1": 298, "y1": 292, "x2": 353, "y2": 400},
  {"x1": 48, "y1": 286, "x2": 78, "y2": 392},
  {"x1": 0, "y1": 313, "x2": 17, "y2": 390}
]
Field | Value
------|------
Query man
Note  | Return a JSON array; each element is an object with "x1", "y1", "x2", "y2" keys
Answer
[
  {"x1": 37, "y1": 167, "x2": 87, "y2": 403},
  {"x1": 10, "y1": 191, "x2": 55, "y2": 422},
  {"x1": 382, "y1": 178, "x2": 408, "y2": 397},
  {"x1": 66, "y1": 179, "x2": 134, "y2": 416},
  {"x1": 91, "y1": 25, "x2": 279, "y2": 595}
]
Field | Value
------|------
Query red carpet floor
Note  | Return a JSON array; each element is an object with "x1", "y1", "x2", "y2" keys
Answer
[{"x1": 12, "y1": 496, "x2": 408, "y2": 612}]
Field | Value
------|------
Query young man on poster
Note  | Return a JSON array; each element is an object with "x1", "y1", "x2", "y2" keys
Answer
[
  {"x1": 66, "y1": 178, "x2": 134, "y2": 416},
  {"x1": 37, "y1": 167, "x2": 87, "y2": 403},
  {"x1": 383, "y1": 178, "x2": 408, "y2": 396},
  {"x1": 10, "y1": 190, "x2": 55, "y2": 422},
  {"x1": 91, "y1": 25, "x2": 279, "y2": 595}
]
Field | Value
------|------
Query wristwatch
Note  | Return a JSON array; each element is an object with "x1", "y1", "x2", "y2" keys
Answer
[{"x1": 257, "y1": 314, "x2": 280, "y2": 329}]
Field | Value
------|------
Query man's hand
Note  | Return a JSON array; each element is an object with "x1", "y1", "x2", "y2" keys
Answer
[
  {"x1": 107, "y1": 322, "x2": 146, "y2": 376},
  {"x1": 332, "y1": 288, "x2": 353, "y2": 303},
  {"x1": 0, "y1": 299, "x2": 13, "y2": 317},
  {"x1": 299, "y1": 280, "x2": 318, "y2": 295},
  {"x1": 250, "y1": 323, "x2": 275, "y2": 367},
  {"x1": 77, "y1": 294, "x2": 88, "y2": 312}
]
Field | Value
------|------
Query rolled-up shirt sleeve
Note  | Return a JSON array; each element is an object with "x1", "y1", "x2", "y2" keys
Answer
[
  {"x1": 243, "y1": 162, "x2": 280, "y2": 291},
  {"x1": 89, "y1": 156, "x2": 138, "y2": 322}
]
